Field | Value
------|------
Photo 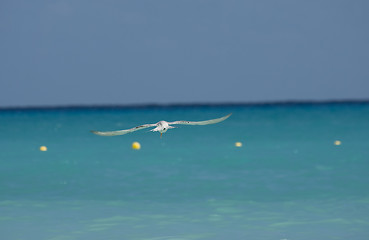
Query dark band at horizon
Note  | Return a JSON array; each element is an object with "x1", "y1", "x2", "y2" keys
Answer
[{"x1": 1, "y1": 99, "x2": 369, "y2": 111}]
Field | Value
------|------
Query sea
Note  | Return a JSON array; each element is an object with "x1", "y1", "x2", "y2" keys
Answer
[{"x1": 0, "y1": 102, "x2": 368, "y2": 240}]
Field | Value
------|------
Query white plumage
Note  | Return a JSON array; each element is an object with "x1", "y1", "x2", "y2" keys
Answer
[{"x1": 91, "y1": 113, "x2": 231, "y2": 137}]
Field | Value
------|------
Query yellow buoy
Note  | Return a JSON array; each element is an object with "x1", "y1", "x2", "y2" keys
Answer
[
  {"x1": 39, "y1": 146, "x2": 47, "y2": 151},
  {"x1": 334, "y1": 140, "x2": 341, "y2": 146},
  {"x1": 235, "y1": 142, "x2": 243, "y2": 147},
  {"x1": 132, "y1": 141, "x2": 141, "y2": 150}
]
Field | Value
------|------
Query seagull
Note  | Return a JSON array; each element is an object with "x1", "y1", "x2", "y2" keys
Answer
[{"x1": 91, "y1": 113, "x2": 231, "y2": 138}]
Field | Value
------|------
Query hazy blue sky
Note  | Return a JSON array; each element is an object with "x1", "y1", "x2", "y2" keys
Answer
[{"x1": 1, "y1": 0, "x2": 368, "y2": 107}]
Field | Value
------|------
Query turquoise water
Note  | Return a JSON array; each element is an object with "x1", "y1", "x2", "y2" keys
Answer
[{"x1": 1, "y1": 103, "x2": 369, "y2": 239}]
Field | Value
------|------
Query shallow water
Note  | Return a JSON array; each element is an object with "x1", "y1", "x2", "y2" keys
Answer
[{"x1": 1, "y1": 103, "x2": 369, "y2": 239}]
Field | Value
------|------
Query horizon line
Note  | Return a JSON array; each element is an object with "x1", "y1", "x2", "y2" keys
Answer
[{"x1": 1, "y1": 99, "x2": 369, "y2": 110}]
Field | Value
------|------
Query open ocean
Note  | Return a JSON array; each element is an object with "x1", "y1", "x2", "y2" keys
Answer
[{"x1": 1, "y1": 103, "x2": 369, "y2": 240}]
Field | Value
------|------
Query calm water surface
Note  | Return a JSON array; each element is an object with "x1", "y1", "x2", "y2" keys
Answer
[{"x1": 0, "y1": 103, "x2": 369, "y2": 239}]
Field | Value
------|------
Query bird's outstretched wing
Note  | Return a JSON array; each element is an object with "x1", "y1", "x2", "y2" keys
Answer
[
  {"x1": 91, "y1": 124, "x2": 156, "y2": 136},
  {"x1": 168, "y1": 113, "x2": 231, "y2": 126}
]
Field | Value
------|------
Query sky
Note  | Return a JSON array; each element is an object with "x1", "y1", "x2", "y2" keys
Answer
[{"x1": 1, "y1": 0, "x2": 368, "y2": 107}]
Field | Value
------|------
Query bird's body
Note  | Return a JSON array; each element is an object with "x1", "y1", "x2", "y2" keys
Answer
[
  {"x1": 152, "y1": 121, "x2": 175, "y2": 134},
  {"x1": 91, "y1": 113, "x2": 231, "y2": 137}
]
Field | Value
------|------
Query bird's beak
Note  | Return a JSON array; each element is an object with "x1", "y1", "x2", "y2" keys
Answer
[{"x1": 160, "y1": 133, "x2": 163, "y2": 138}]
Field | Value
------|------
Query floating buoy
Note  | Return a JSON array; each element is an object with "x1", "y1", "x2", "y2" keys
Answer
[
  {"x1": 334, "y1": 140, "x2": 341, "y2": 146},
  {"x1": 132, "y1": 142, "x2": 141, "y2": 150},
  {"x1": 39, "y1": 146, "x2": 47, "y2": 151},
  {"x1": 235, "y1": 142, "x2": 242, "y2": 147}
]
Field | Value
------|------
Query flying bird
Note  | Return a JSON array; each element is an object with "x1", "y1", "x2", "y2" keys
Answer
[{"x1": 91, "y1": 113, "x2": 231, "y2": 138}]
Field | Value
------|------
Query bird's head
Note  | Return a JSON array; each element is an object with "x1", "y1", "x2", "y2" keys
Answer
[
  {"x1": 152, "y1": 121, "x2": 175, "y2": 137},
  {"x1": 157, "y1": 121, "x2": 173, "y2": 133}
]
